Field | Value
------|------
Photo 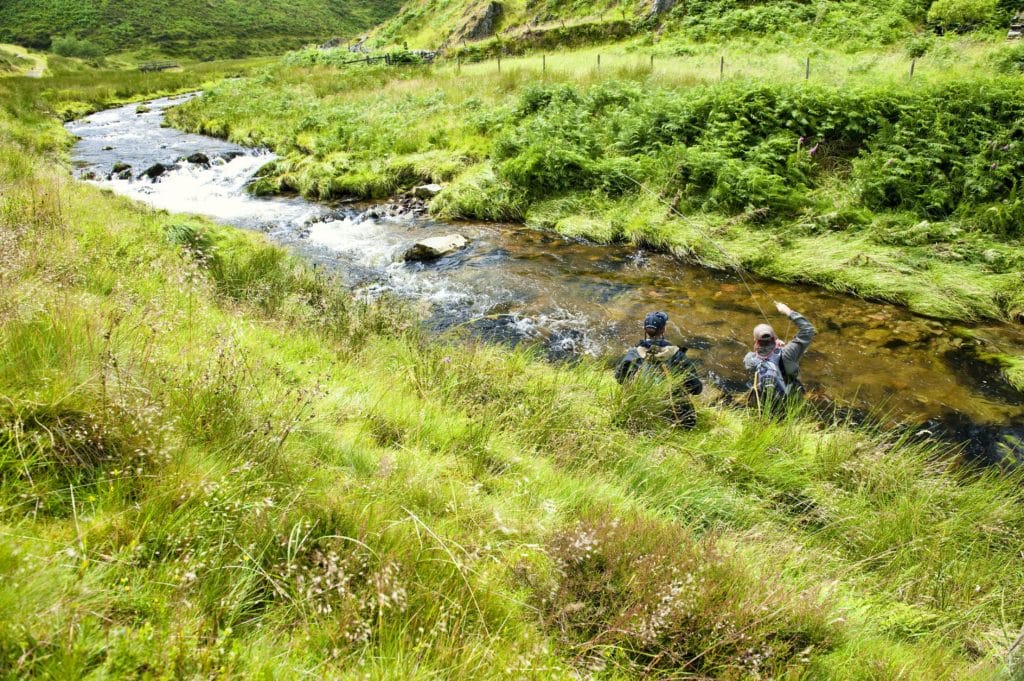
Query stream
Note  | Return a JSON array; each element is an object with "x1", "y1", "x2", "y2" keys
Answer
[{"x1": 68, "y1": 95, "x2": 1024, "y2": 462}]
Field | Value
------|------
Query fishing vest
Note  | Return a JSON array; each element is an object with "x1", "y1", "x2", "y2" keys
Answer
[
  {"x1": 751, "y1": 348, "x2": 791, "y2": 400},
  {"x1": 634, "y1": 343, "x2": 681, "y2": 376}
]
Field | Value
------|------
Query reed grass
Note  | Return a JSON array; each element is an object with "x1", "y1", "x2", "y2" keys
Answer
[{"x1": 2, "y1": 75, "x2": 1024, "y2": 677}]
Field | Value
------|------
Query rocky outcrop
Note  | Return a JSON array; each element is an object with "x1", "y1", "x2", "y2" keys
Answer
[
  {"x1": 649, "y1": 0, "x2": 676, "y2": 15},
  {"x1": 404, "y1": 234, "x2": 469, "y2": 261},
  {"x1": 456, "y1": 2, "x2": 503, "y2": 42}
]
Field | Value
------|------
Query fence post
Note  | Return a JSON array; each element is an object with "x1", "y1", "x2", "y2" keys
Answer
[
  {"x1": 650, "y1": 54, "x2": 654, "y2": 72},
  {"x1": 719, "y1": 55, "x2": 724, "y2": 79},
  {"x1": 910, "y1": 58, "x2": 916, "y2": 79},
  {"x1": 542, "y1": 54, "x2": 546, "y2": 74},
  {"x1": 597, "y1": 53, "x2": 601, "y2": 71},
  {"x1": 805, "y1": 56, "x2": 810, "y2": 80}
]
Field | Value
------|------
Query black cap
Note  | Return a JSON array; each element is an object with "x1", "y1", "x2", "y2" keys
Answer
[{"x1": 643, "y1": 311, "x2": 668, "y2": 332}]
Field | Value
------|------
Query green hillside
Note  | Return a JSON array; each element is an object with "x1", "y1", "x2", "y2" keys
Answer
[
  {"x1": 0, "y1": 0, "x2": 404, "y2": 58},
  {"x1": 371, "y1": 0, "x2": 997, "y2": 51}
]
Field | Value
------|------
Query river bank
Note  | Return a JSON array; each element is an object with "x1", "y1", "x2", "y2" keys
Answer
[
  {"x1": 69, "y1": 95, "x2": 1024, "y2": 455},
  {"x1": 166, "y1": 49, "x2": 1024, "y2": 332},
  {"x1": 5, "y1": 63, "x2": 1024, "y2": 677}
]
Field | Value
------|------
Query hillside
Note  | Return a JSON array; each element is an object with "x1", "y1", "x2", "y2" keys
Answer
[
  {"x1": 371, "y1": 0, "x2": 956, "y2": 51},
  {"x1": 0, "y1": 0, "x2": 404, "y2": 58},
  {"x1": 3, "y1": 69, "x2": 1024, "y2": 679}
]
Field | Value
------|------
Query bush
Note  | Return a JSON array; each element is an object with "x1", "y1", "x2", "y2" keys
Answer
[
  {"x1": 926, "y1": 0, "x2": 998, "y2": 30},
  {"x1": 537, "y1": 515, "x2": 836, "y2": 676},
  {"x1": 50, "y1": 36, "x2": 104, "y2": 59},
  {"x1": 675, "y1": 147, "x2": 804, "y2": 215},
  {"x1": 991, "y1": 44, "x2": 1024, "y2": 73}
]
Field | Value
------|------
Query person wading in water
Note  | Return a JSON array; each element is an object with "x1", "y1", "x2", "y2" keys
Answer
[
  {"x1": 615, "y1": 311, "x2": 703, "y2": 428},
  {"x1": 743, "y1": 301, "x2": 815, "y2": 411}
]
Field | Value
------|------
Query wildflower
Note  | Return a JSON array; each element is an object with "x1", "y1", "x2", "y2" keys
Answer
[
  {"x1": 808, "y1": 144, "x2": 819, "y2": 157},
  {"x1": 991, "y1": 162, "x2": 998, "y2": 170},
  {"x1": 885, "y1": 158, "x2": 895, "y2": 166}
]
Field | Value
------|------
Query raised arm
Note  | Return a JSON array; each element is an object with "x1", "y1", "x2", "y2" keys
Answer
[{"x1": 774, "y1": 302, "x2": 815, "y2": 365}]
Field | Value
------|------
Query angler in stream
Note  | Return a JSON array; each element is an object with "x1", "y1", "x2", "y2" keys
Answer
[
  {"x1": 744, "y1": 301, "x2": 816, "y2": 410},
  {"x1": 615, "y1": 311, "x2": 704, "y2": 428}
]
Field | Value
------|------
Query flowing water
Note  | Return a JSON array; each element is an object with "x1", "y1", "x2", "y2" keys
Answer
[{"x1": 68, "y1": 95, "x2": 1024, "y2": 460}]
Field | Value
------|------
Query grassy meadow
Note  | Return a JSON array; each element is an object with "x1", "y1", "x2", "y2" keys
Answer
[
  {"x1": 2, "y1": 54, "x2": 1024, "y2": 678},
  {"x1": 167, "y1": 39, "x2": 1024, "y2": 325}
]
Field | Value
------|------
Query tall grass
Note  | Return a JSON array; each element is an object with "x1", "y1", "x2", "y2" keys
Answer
[
  {"x1": 2, "y1": 88, "x2": 1024, "y2": 676},
  {"x1": 168, "y1": 39, "x2": 1024, "y2": 323}
]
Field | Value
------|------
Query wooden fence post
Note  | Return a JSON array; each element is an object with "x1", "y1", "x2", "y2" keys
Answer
[
  {"x1": 542, "y1": 54, "x2": 546, "y2": 74},
  {"x1": 805, "y1": 56, "x2": 810, "y2": 80},
  {"x1": 597, "y1": 53, "x2": 601, "y2": 71},
  {"x1": 910, "y1": 58, "x2": 916, "y2": 79},
  {"x1": 719, "y1": 55, "x2": 724, "y2": 79}
]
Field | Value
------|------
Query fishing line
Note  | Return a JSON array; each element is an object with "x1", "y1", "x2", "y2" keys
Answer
[{"x1": 623, "y1": 173, "x2": 777, "y2": 327}]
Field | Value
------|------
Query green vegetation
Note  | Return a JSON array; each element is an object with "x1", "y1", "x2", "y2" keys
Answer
[
  {"x1": 3, "y1": 63, "x2": 1024, "y2": 678},
  {"x1": 368, "y1": 0, "x2": 1000, "y2": 52},
  {"x1": 0, "y1": 0, "x2": 404, "y2": 59},
  {"x1": 927, "y1": 0, "x2": 1001, "y2": 32},
  {"x1": 168, "y1": 42, "x2": 1024, "y2": 322},
  {"x1": 0, "y1": 47, "x2": 30, "y2": 73}
]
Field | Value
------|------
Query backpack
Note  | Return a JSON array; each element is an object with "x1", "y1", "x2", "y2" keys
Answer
[
  {"x1": 751, "y1": 349, "x2": 791, "y2": 403},
  {"x1": 634, "y1": 342, "x2": 680, "y2": 378}
]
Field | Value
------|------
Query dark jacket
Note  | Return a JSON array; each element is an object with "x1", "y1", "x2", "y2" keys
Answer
[{"x1": 615, "y1": 339, "x2": 703, "y2": 394}]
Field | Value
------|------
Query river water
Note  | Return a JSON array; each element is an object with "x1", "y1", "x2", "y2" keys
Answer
[{"x1": 67, "y1": 95, "x2": 1024, "y2": 460}]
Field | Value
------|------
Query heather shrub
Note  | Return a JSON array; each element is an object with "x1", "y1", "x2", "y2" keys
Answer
[{"x1": 538, "y1": 515, "x2": 835, "y2": 676}]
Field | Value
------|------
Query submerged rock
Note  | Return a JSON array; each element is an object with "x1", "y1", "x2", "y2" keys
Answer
[
  {"x1": 404, "y1": 234, "x2": 469, "y2": 261},
  {"x1": 139, "y1": 163, "x2": 176, "y2": 181},
  {"x1": 111, "y1": 162, "x2": 132, "y2": 174},
  {"x1": 413, "y1": 183, "x2": 443, "y2": 199},
  {"x1": 186, "y1": 152, "x2": 210, "y2": 166}
]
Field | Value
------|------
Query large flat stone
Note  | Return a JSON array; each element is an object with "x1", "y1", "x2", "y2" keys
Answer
[
  {"x1": 413, "y1": 183, "x2": 443, "y2": 199},
  {"x1": 404, "y1": 234, "x2": 469, "y2": 261}
]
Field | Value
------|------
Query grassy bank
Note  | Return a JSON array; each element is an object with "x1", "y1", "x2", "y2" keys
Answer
[
  {"x1": 167, "y1": 41, "x2": 1024, "y2": 323},
  {"x1": 3, "y1": 63, "x2": 1024, "y2": 678}
]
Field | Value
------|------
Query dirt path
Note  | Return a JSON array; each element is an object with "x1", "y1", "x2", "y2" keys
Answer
[{"x1": 0, "y1": 43, "x2": 46, "y2": 77}]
